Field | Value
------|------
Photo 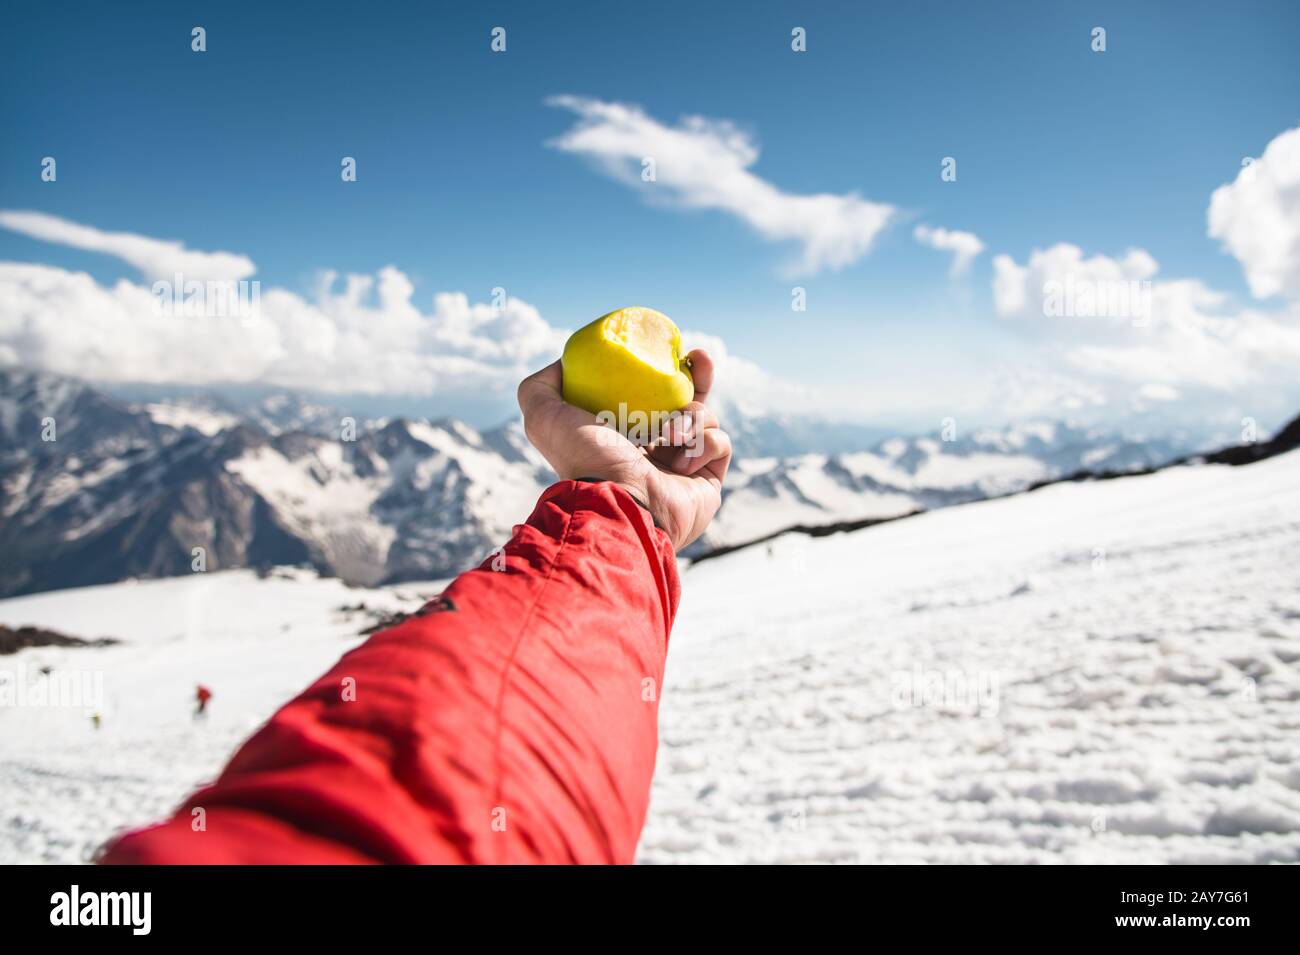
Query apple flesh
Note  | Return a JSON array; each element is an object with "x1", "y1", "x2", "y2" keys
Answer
[{"x1": 561, "y1": 306, "x2": 694, "y2": 440}]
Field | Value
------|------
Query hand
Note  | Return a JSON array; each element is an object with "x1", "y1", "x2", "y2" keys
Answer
[{"x1": 517, "y1": 350, "x2": 733, "y2": 551}]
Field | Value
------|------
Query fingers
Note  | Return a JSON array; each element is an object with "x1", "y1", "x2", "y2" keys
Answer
[
  {"x1": 671, "y1": 426, "x2": 732, "y2": 479},
  {"x1": 653, "y1": 401, "x2": 717, "y2": 446},
  {"x1": 684, "y1": 349, "x2": 713, "y2": 405}
]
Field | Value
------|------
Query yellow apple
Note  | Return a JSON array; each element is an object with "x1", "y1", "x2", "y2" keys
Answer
[{"x1": 561, "y1": 306, "x2": 694, "y2": 439}]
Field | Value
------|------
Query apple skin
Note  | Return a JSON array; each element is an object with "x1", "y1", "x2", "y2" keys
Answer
[{"x1": 561, "y1": 307, "x2": 694, "y2": 434}]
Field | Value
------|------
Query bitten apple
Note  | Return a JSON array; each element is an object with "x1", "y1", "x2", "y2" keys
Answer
[{"x1": 561, "y1": 306, "x2": 694, "y2": 440}]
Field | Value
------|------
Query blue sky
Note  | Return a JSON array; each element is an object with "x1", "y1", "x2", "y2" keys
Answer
[{"x1": 2, "y1": 0, "x2": 1298, "y2": 431}]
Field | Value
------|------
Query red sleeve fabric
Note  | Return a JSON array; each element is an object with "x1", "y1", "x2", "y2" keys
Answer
[{"x1": 100, "y1": 480, "x2": 681, "y2": 865}]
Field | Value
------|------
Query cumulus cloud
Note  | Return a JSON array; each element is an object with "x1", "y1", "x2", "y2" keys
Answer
[
  {"x1": 990, "y1": 242, "x2": 1300, "y2": 398},
  {"x1": 0, "y1": 210, "x2": 256, "y2": 282},
  {"x1": 1137, "y1": 383, "x2": 1180, "y2": 402},
  {"x1": 547, "y1": 95, "x2": 895, "y2": 276},
  {"x1": 913, "y1": 224, "x2": 984, "y2": 276},
  {"x1": 1208, "y1": 126, "x2": 1300, "y2": 300},
  {"x1": 0, "y1": 211, "x2": 563, "y2": 395},
  {"x1": 0, "y1": 257, "x2": 569, "y2": 394},
  {"x1": 986, "y1": 127, "x2": 1300, "y2": 424},
  {"x1": 992, "y1": 244, "x2": 1158, "y2": 322},
  {"x1": 0, "y1": 259, "x2": 567, "y2": 396},
  {"x1": 0, "y1": 212, "x2": 803, "y2": 413},
  {"x1": 988, "y1": 365, "x2": 1108, "y2": 418}
]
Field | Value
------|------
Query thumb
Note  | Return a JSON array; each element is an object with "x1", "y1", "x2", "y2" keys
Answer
[{"x1": 517, "y1": 360, "x2": 564, "y2": 418}]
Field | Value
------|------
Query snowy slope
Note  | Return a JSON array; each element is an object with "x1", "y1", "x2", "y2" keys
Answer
[
  {"x1": 642, "y1": 450, "x2": 1300, "y2": 863},
  {"x1": 3, "y1": 451, "x2": 1298, "y2": 863},
  {"x1": 0, "y1": 569, "x2": 447, "y2": 863}
]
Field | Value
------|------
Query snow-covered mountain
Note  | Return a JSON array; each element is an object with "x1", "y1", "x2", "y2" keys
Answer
[
  {"x1": 131, "y1": 391, "x2": 343, "y2": 438},
  {"x1": 0, "y1": 370, "x2": 550, "y2": 597},
  {"x1": 699, "y1": 421, "x2": 1191, "y2": 548},
  {"x1": 0, "y1": 369, "x2": 1199, "y2": 596},
  {"x1": 3, "y1": 439, "x2": 1297, "y2": 864}
]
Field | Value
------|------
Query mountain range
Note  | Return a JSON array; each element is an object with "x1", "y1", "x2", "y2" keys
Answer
[{"x1": 0, "y1": 368, "x2": 1210, "y2": 597}]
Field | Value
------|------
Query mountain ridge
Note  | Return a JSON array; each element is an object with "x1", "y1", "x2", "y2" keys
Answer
[
  {"x1": 0, "y1": 368, "x2": 1213, "y2": 597},
  {"x1": 693, "y1": 410, "x2": 1300, "y2": 565}
]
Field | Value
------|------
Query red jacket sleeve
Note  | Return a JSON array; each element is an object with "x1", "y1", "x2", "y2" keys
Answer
[{"x1": 100, "y1": 480, "x2": 680, "y2": 864}]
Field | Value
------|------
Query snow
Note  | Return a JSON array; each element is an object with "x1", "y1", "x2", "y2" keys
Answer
[
  {"x1": 639, "y1": 449, "x2": 1300, "y2": 863},
  {"x1": 404, "y1": 421, "x2": 543, "y2": 536},
  {"x1": 707, "y1": 444, "x2": 1051, "y2": 549},
  {"x1": 836, "y1": 451, "x2": 912, "y2": 486},
  {"x1": 0, "y1": 570, "x2": 444, "y2": 863},
  {"x1": 879, "y1": 437, "x2": 907, "y2": 459},
  {"x1": 910, "y1": 450, "x2": 1048, "y2": 493},
  {"x1": 733, "y1": 456, "x2": 779, "y2": 478},
  {"x1": 0, "y1": 465, "x2": 32, "y2": 517},
  {"x1": 226, "y1": 445, "x2": 397, "y2": 585},
  {"x1": 707, "y1": 433, "x2": 1080, "y2": 551},
  {"x1": 141, "y1": 402, "x2": 240, "y2": 436},
  {"x1": 2, "y1": 451, "x2": 1299, "y2": 864},
  {"x1": 837, "y1": 447, "x2": 1049, "y2": 493},
  {"x1": 1081, "y1": 444, "x2": 1119, "y2": 468},
  {"x1": 981, "y1": 420, "x2": 1059, "y2": 450},
  {"x1": 708, "y1": 455, "x2": 918, "y2": 544}
]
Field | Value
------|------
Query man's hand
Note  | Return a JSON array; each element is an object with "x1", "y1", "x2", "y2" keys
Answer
[{"x1": 517, "y1": 350, "x2": 732, "y2": 551}]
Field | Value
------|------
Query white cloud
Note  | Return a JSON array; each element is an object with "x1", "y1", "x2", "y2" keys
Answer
[
  {"x1": 0, "y1": 210, "x2": 256, "y2": 282},
  {"x1": 0, "y1": 211, "x2": 572, "y2": 397},
  {"x1": 0, "y1": 259, "x2": 566, "y2": 396},
  {"x1": 987, "y1": 126, "x2": 1300, "y2": 426},
  {"x1": 1207, "y1": 126, "x2": 1300, "y2": 300},
  {"x1": 0, "y1": 212, "x2": 804, "y2": 414},
  {"x1": 547, "y1": 96, "x2": 895, "y2": 276},
  {"x1": 1138, "y1": 383, "x2": 1180, "y2": 402},
  {"x1": 992, "y1": 244, "x2": 1158, "y2": 323},
  {"x1": 988, "y1": 365, "x2": 1108, "y2": 418},
  {"x1": 913, "y1": 224, "x2": 984, "y2": 276},
  {"x1": 990, "y1": 242, "x2": 1300, "y2": 399}
]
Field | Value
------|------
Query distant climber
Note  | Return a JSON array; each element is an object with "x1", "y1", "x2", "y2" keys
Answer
[{"x1": 194, "y1": 684, "x2": 212, "y2": 719}]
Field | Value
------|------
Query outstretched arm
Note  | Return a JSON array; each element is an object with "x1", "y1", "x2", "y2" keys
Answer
[{"x1": 101, "y1": 351, "x2": 730, "y2": 864}]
